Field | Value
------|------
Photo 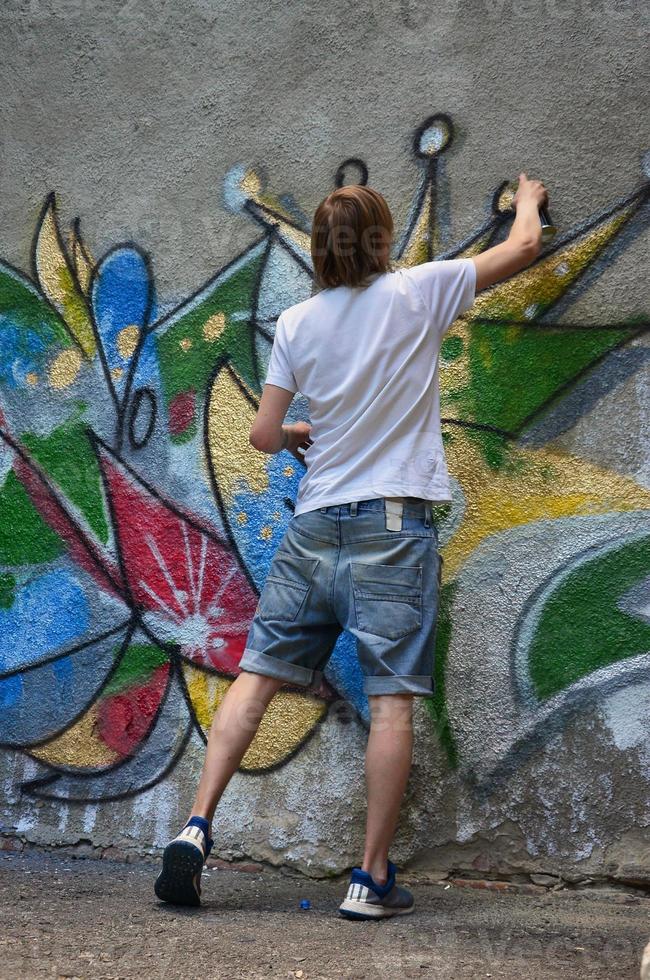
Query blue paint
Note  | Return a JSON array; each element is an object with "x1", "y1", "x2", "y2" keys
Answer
[
  {"x1": 0, "y1": 320, "x2": 47, "y2": 389},
  {"x1": 0, "y1": 570, "x2": 90, "y2": 672},
  {"x1": 0, "y1": 674, "x2": 22, "y2": 709},
  {"x1": 91, "y1": 247, "x2": 159, "y2": 396}
]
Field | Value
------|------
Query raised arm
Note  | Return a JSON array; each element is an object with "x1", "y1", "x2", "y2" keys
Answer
[{"x1": 471, "y1": 173, "x2": 549, "y2": 292}]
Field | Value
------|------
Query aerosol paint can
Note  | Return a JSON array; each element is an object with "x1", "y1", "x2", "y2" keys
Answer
[{"x1": 511, "y1": 179, "x2": 556, "y2": 243}]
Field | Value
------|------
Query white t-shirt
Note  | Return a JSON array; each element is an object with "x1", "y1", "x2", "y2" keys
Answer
[{"x1": 264, "y1": 258, "x2": 477, "y2": 517}]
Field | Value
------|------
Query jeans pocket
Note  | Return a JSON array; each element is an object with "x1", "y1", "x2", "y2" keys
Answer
[
  {"x1": 350, "y1": 561, "x2": 422, "y2": 640},
  {"x1": 258, "y1": 552, "x2": 319, "y2": 622}
]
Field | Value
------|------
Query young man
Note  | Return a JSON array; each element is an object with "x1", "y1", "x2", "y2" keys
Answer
[{"x1": 155, "y1": 173, "x2": 549, "y2": 917}]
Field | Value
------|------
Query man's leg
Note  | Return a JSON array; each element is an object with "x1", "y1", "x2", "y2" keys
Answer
[
  {"x1": 361, "y1": 693, "x2": 414, "y2": 885},
  {"x1": 188, "y1": 670, "x2": 285, "y2": 832}
]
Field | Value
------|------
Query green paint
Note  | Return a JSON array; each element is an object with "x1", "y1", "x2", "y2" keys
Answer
[
  {"x1": 155, "y1": 247, "x2": 265, "y2": 439},
  {"x1": 529, "y1": 536, "x2": 650, "y2": 700},
  {"x1": 441, "y1": 334, "x2": 463, "y2": 361},
  {"x1": 0, "y1": 470, "x2": 63, "y2": 564},
  {"x1": 21, "y1": 412, "x2": 109, "y2": 544},
  {"x1": 0, "y1": 262, "x2": 72, "y2": 352},
  {"x1": 0, "y1": 572, "x2": 16, "y2": 609},
  {"x1": 425, "y1": 579, "x2": 458, "y2": 768},
  {"x1": 102, "y1": 643, "x2": 169, "y2": 697},
  {"x1": 462, "y1": 320, "x2": 631, "y2": 435},
  {"x1": 51, "y1": 262, "x2": 95, "y2": 356}
]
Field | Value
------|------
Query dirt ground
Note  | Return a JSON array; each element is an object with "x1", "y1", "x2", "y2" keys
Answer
[{"x1": 1, "y1": 851, "x2": 649, "y2": 980}]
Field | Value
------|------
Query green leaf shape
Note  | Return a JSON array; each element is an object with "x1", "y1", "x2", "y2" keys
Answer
[
  {"x1": 155, "y1": 245, "x2": 265, "y2": 442},
  {"x1": 0, "y1": 261, "x2": 73, "y2": 354},
  {"x1": 457, "y1": 322, "x2": 633, "y2": 435},
  {"x1": 0, "y1": 469, "x2": 63, "y2": 564},
  {"x1": 530, "y1": 535, "x2": 650, "y2": 700},
  {"x1": 21, "y1": 412, "x2": 109, "y2": 544},
  {"x1": 102, "y1": 643, "x2": 169, "y2": 698}
]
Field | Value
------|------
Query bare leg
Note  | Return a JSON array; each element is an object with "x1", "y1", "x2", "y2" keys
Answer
[
  {"x1": 188, "y1": 670, "x2": 285, "y2": 831},
  {"x1": 361, "y1": 693, "x2": 414, "y2": 885}
]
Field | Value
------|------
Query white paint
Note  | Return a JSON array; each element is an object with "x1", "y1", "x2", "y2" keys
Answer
[{"x1": 82, "y1": 804, "x2": 98, "y2": 835}]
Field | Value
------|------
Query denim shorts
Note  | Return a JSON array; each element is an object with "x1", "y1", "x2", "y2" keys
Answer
[{"x1": 239, "y1": 497, "x2": 443, "y2": 696}]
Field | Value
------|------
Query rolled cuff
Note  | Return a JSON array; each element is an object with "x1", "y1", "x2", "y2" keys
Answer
[
  {"x1": 364, "y1": 675, "x2": 434, "y2": 696},
  {"x1": 239, "y1": 647, "x2": 324, "y2": 691}
]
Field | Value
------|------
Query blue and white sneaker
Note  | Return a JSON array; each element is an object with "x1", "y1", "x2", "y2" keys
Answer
[
  {"x1": 154, "y1": 816, "x2": 214, "y2": 907},
  {"x1": 339, "y1": 860, "x2": 414, "y2": 919}
]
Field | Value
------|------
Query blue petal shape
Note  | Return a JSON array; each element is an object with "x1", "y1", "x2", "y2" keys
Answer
[
  {"x1": 0, "y1": 623, "x2": 130, "y2": 746},
  {"x1": 0, "y1": 569, "x2": 90, "y2": 671},
  {"x1": 91, "y1": 247, "x2": 158, "y2": 396}
]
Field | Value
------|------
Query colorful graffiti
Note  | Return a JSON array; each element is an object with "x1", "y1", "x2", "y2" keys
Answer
[{"x1": 0, "y1": 114, "x2": 648, "y2": 804}]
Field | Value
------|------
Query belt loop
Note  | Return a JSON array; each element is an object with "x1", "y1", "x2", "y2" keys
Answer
[
  {"x1": 350, "y1": 500, "x2": 358, "y2": 517},
  {"x1": 423, "y1": 503, "x2": 431, "y2": 527},
  {"x1": 320, "y1": 506, "x2": 327, "y2": 514}
]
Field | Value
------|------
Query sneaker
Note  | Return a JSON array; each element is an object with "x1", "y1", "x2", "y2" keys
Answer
[
  {"x1": 338, "y1": 860, "x2": 414, "y2": 920},
  {"x1": 154, "y1": 816, "x2": 214, "y2": 907}
]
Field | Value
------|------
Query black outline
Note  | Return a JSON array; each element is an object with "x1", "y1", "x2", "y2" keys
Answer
[
  {"x1": 334, "y1": 157, "x2": 369, "y2": 188},
  {"x1": 128, "y1": 386, "x2": 157, "y2": 450}
]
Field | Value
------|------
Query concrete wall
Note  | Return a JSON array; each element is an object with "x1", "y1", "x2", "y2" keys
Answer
[{"x1": 1, "y1": 0, "x2": 649, "y2": 883}]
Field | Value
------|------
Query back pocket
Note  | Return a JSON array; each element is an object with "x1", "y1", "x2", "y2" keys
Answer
[
  {"x1": 258, "y1": 552, "x2": 320, "y2": 622},
  {"x1": 350, "y1": 561, "x2": 422, "y2": 641}
]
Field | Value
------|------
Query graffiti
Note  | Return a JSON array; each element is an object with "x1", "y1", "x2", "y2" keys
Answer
[{"x1": 0, "y1": 114, "x2": 648, "y2": 804}]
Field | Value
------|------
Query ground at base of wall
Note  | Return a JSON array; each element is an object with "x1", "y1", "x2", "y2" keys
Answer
[{"x1": 1, "y1": 851, "x2": 649, "y2": 980}]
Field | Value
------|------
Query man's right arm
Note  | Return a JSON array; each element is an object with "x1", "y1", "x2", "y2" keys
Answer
[{"x1": 471, "y1": 173, "x2": 549, "y2": 292}]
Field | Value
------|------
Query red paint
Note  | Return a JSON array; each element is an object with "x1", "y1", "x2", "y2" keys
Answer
[
  {"x1": 168, "y1": 390, "x2": 196, "y2": 436},
  {"x1": 97, "y1": 445, "x2": 259, "y2": 676},
  {"x1": 97, "y1": 663, "x2": 169, "y2": 756}
]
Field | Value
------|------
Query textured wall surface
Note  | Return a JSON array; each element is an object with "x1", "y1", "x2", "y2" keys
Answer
[{"x1": 1, "y1": 0, "x2": 649, "y2": 881}]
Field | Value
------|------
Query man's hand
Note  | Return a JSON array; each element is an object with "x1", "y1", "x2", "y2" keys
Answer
[
  {"x1": 471, "y1": 171, "x2": 549, "y2": 292},
  {"x1": 282, "y1": 422, "x2": 313, "y2": 464},
  {"x1": 512, "y1": 172, "x2": 549, "y2": 211}
]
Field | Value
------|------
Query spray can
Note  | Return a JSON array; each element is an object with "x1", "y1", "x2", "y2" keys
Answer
[{"x1": 511, "y1": 179, "x2": 556, "y2": 243}]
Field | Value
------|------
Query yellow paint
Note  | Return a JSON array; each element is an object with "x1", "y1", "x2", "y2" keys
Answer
[
  {"x1": 35, "y1": 198, "x2": 96, "y2": 357},
  {"x1": 469, "y1": 206, "x2": 634, "y2": 323},
  {"x1": 440, "y1": 428, "x2": 650, "y2": 580},
  {"x1": 69, "y1": 224, "x2": 94, "y2": 294},
  {"x1": 206, "y1": 366, "x2": 270, "y2": 504},
  {"x1": 183, "y1": 667, "x2": 327, "y2": 770},
  {"x1": 25, "y1": 372, "x2": 38, "y2": 386},
  {"x1": 283, "y1": 465, "x2": 294, "y2": 477},
  {"x1": 30, "y1": 705, "x2": 120, "y2": 768},
  {"x1": 111, "y1": 366, "x2": 124, "y2": 380},
  {"x1": 237, "y1": 167, "x2": 312, "y2": 258},
  {"x1": 48, "y1": 348, "x2": 83, "y2": 389},
  {"x1": 116, "y1": 324, "x2": 140, "y2": 359},
  {"x1": 237, "y1": 511, "x2": 248, "y2": 524},
  {"x1": 260, "y1": 525, "x2": 272, "y2": 540},
  {"x1": 203, "y1": 311, "x2": 227, "y2": 342},
  {"x1": 180, "y1": 337, "x2": 193, "y2": 351}
]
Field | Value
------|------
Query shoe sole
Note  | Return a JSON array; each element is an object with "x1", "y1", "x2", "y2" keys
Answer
[
  {"x1": 154, "y1": 840, "x2": 204, "y2": 907},
  {"x1": 338, "y1": 898, "x2": 415, "y2": 920}
]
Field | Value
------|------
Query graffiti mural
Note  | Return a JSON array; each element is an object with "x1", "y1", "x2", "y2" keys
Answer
[{"x1": 0, "y1": 114, "x2": 648, "y2": 806}]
